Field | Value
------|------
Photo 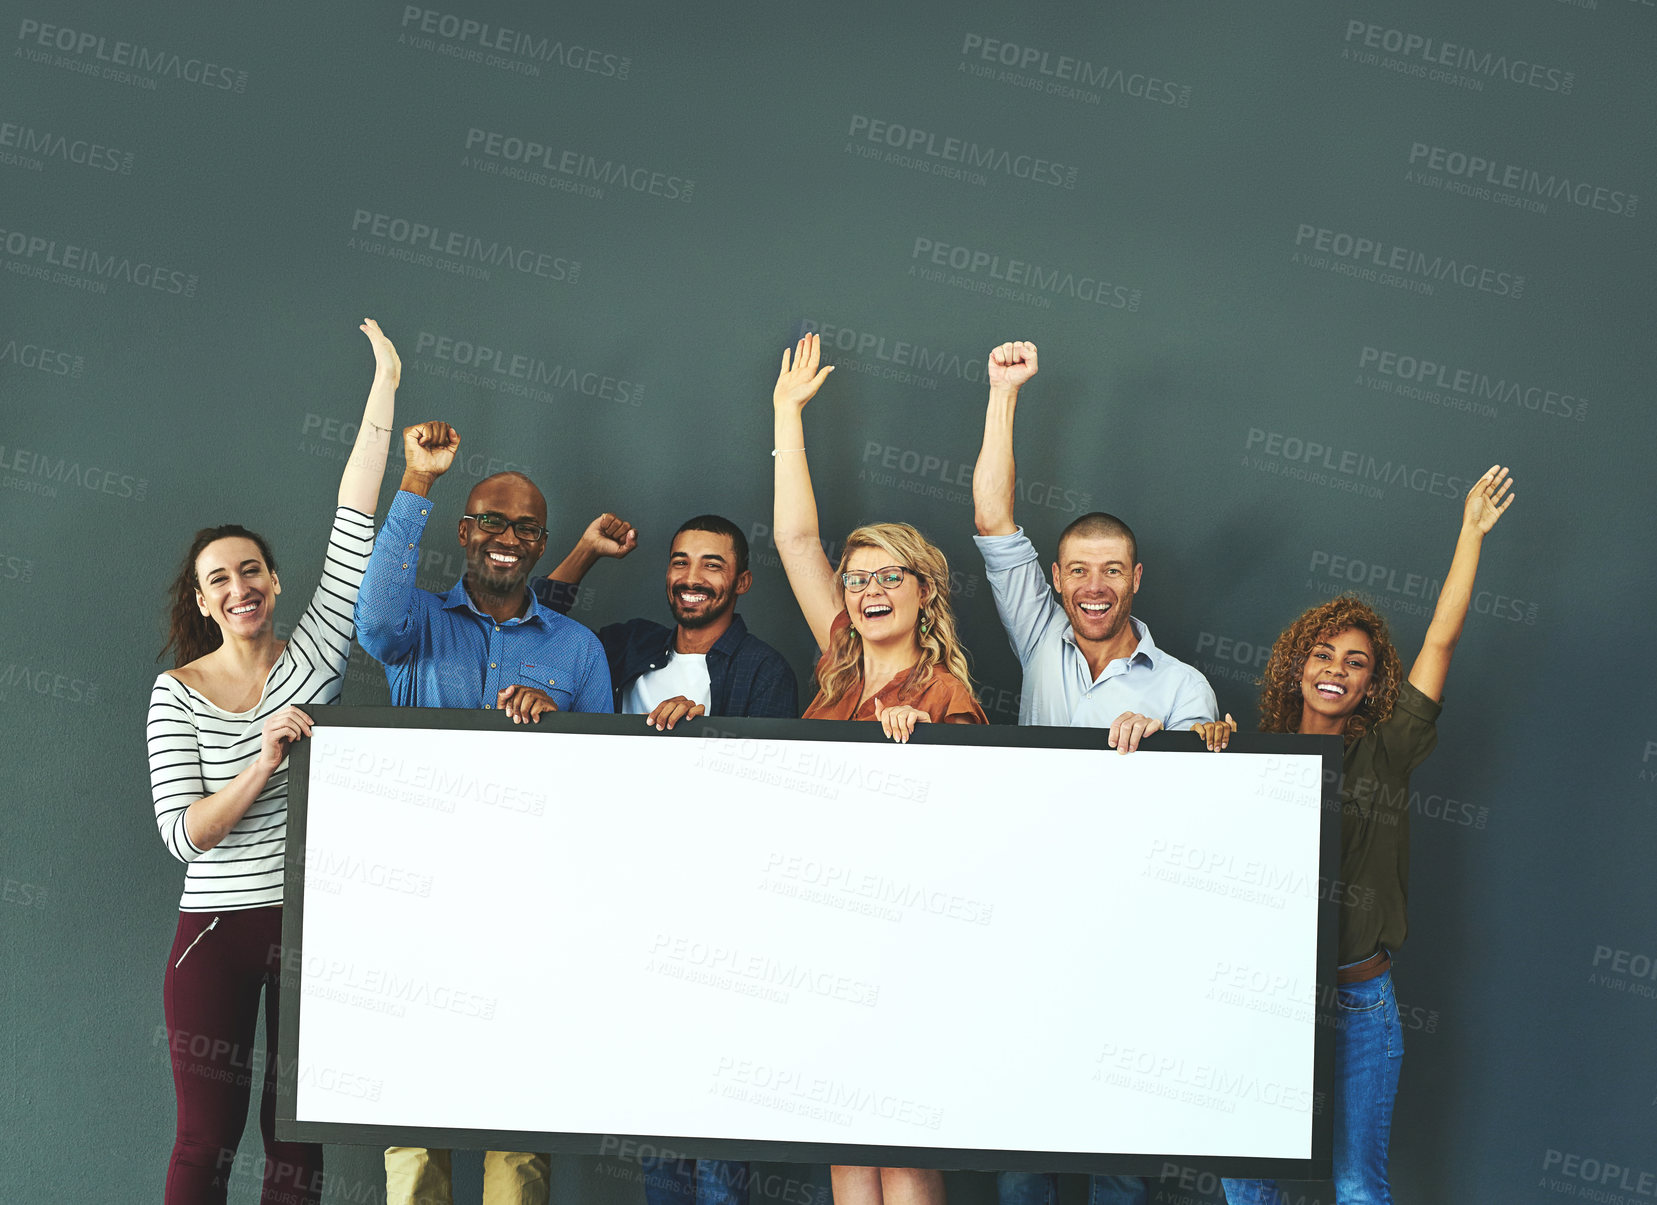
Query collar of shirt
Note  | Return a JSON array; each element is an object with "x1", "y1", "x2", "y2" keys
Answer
[
  {"x1": 643, "y1": 611, "x2": 752, "y2": 664},
  {"x1": 437, "y1": 578, "x2": 555, "y2": 629},
  {"x1": 1062, "y1": 614, "x2": 1160, "y2": 678}
]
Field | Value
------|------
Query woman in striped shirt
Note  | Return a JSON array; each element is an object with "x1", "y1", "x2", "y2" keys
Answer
[{"x1": 146, "y1": 319, "x2": 400, "y2": 1205}]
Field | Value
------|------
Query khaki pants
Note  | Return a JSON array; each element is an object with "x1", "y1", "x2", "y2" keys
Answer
[{"x1": 385, "y1": 1147, "x2": 550, "y2": 1205}]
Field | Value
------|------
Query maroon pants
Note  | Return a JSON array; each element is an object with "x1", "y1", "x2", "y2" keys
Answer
[{"x1": 163, "y1": 906, "x2": 323, "y2": 1205}]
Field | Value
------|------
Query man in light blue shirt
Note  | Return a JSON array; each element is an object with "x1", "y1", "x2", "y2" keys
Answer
[
  {"x1": 970, "y1": 340, "x2": 1217, "y2": 1205},
  {"x1": 970, "y1": 340, "x2": 1217, "y2": 747}
]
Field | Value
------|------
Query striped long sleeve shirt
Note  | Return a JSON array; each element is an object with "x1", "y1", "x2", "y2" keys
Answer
[{"x1": 145, "y1": 506, "x2": 375, "y2": 912}]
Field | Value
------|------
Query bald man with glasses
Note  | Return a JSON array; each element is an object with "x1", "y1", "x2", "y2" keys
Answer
[{"x1": 354, "y1": 419, "x2": 612, "y2": 1205}]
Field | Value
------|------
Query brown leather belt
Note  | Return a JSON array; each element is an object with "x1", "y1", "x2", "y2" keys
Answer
[{"x1": 1337, "y1": 949, "x2": 1391, "y2": 984}]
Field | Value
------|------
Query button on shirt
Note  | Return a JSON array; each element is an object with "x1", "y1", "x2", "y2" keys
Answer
[
  {"x1": 355, "y1": 490, "x2": 613, "y2": 712},
  {"x1": 973, "y1": 528, "x2": 1217, "y2": 730}
]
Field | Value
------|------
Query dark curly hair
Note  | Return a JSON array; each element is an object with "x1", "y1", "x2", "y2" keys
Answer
[{"x1": 1257, "y1": 594, "x2": 1403, "y2": 743}]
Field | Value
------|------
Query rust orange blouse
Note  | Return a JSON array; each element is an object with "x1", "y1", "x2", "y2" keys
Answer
[{"x1": 801, "y1": 611, "x2": 987, "y2": 724}]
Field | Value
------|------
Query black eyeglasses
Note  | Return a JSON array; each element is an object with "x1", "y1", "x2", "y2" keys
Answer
[
  {"x1": 841, "y1": 565, "x2": 910, "y2": 592},
  {"x1": 463, "y1": 513, "x2": 547, "y2": 542}
]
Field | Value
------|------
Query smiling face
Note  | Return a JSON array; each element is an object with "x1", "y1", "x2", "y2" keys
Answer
[
  {"x1": 843, "y1": 544, "x2": 925, "y2": 649},
  {"x1": 459, "y1": 474, "x2": 547, "y2": 598},
  {"x1": 665, "y1": 529, "x2": 749, "y2": 630},
  {"x1": 1051, "y1": 533, "x2": 1140, "y2": 646},
  {"x1": 195, "y1": 537, "x2": 281, "y2": 642},
  {"x1": 1297, "y1": 627, "x2": 1377, "y2": 733}
]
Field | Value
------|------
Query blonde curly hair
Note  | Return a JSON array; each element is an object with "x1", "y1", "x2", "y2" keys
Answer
[
  {"x1": 814, "y1": 522, "x2": 974, "y2": 710},
  {"x1": 1257, "y1": 594, "x2": 1403, "y2": 743}
]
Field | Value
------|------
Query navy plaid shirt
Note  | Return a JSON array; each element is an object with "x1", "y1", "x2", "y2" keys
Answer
[{"x1": 533, "y1": 579, "x2": 797, "y2": 718}]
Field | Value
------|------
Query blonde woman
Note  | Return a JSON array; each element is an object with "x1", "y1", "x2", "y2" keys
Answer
[{"x1": 772, "y1": 331, "x2": 983, "y2": 1204}]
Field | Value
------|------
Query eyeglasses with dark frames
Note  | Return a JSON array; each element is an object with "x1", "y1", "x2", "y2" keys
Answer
[{"x1": 462, "y1": 512, "x2": 548, "y2": 542}]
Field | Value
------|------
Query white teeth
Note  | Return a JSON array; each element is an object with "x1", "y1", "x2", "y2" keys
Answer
[
  {"x1": 864, "y1": 606, "x2": 892, "y2": 617},
  {"x1": 229, "y1": 603, "x2": 257, "y2": 615},
  {"x1": 1317, "y1": 683, "x2": 1346, "y2": 696},
  {"x1": 1079, "y1": 602, "x2": 1109, "y2": 614},
  {"x1": 488, "y1": 553, "x2": 519, "y2": 563}
]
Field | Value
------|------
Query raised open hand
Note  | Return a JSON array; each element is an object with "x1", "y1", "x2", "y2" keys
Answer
[
  {"x1": 773, "y1": 333, "x2": 835, "y2": 411},
  {"x1": 987, "y1": 340, "x2": 1038, "y2": 390},
  {"x1": 360, "y1": 318, "x2": 401, "y2": 387},
  {"x1": 403, "y1": 421, "x2": 460, "y2": 478},
  {"x1": 1463, "y1": 465, "x2": 1516, "y2": 535}
]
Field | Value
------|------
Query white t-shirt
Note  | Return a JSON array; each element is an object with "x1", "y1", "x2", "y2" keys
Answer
[{"x1": 622, "y1": 650, "x2": 712, "y2": 716}]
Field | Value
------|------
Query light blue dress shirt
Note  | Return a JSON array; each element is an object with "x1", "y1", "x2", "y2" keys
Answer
[{"x1": 973, "y1": 528, "x2": 1217, "y2": 730}]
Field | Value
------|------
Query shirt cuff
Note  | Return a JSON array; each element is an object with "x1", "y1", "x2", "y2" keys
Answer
[
  {"x1": 972, "y1": 527, "x2": 1041, "y2": 572},
  {"x1": 388, "y1": 489, "x2": 436, "y2": 524},
  {"x1": 1394, "y1": 680, "x2": 1443, "y2": 723}
]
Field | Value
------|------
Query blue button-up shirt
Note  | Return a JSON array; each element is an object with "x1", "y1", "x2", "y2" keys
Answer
[
  {"x1": 355, "y1": 490, "x2": 612, "y2": 712},
  {"x1": 973, "y1": 528, "x2": 1217, "y2": 730}
]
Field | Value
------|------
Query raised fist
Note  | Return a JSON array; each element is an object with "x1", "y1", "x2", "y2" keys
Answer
[
  {"x1": 987, "y1": 340, "x2": 1039, "y2": 389},
  {"x1": 582, "y1": 513, "x2": 638, "y2": 560},
  {"x1": 403, "y1": 421, "x2": 460, "y2": 477}
]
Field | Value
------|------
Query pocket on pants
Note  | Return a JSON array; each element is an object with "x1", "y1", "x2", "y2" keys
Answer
[{"x1": 1336, "y1": 987, "x2": 1387, "y2": 1012}]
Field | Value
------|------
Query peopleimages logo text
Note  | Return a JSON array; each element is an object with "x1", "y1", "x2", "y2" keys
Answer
[
  {"x1": 16, "y1": 18, "x2": 247, "y2": 90},
  {"x1": 349, "y1": 211, "x2": 578, "y2": 282},
  {"x1": 414, "y1": 332, "x2": 642, "y2": 405},
  {"x1": 399, "y1": 7, "x2": 629, "y2": 78},
  {"x1": 0, "y1": 227, "x2": 194, "y2": 294},
  {"x1": 912, "y1": 238, "x2": 1139, "y2": 309},
  {"x1": 1343, "y1": 20, "x2": 1573, "y2": 93},
  {"x1": 847, "y1": 116, "x2": 1076, "y2": 188},
  {"x1": 0, "y1": 120, "x2": 132, "y2": 172},
  {"x1": 1246, "y1": 429, "x2": 1474, "y2": 502},
  {"x1": 1294, "y1": 224, "x2": 1522, "y2": 298},
  {"x1": 465, "y1": 129, "x2": 692, "y2": 200},
  {"x1": 958, "y1": 34, "x2": 1191, "y2": 106},
  {"x1": 1408, "y1": 143, "x2": 1635, "y2": 217},
  {"x1": 1358, "y1": 347, "x2": 1586, "y2": 421}
]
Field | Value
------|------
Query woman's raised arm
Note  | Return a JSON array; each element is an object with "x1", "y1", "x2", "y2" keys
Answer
[
  {"x1": 338, "y1": 318, "x2": 400, "y2": 515},
  {"x1": 1408, "y1": 464, "x2": 1516, "y2": 702},
  {"x1": 772, "y1": 333, "x2": 840, "y2": 651}
]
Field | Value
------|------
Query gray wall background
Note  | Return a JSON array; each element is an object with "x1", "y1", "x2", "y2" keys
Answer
[{"x1": 2, "y1": 1, "x2": 1654, "y2": 1202}]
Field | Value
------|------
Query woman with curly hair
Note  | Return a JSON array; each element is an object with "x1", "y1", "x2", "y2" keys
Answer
[
  {"x1": 1208, "y1": 465, "x2": 1516, "y2": 1205},
  {"x1": 771, "y1": 331, "x2": 984, "y2": 1205}
]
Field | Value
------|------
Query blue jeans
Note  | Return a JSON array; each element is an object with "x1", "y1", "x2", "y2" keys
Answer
[
  {"x1": 643, "y1": 1158, "x2": 750, "y2": 1205},
  {"x1": 1222, "y1": 966, "x2": 1404, "y2": 1205},
  {"x1": 997, "y1": 1172, "x2": 1146, "y2": 1205}
]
